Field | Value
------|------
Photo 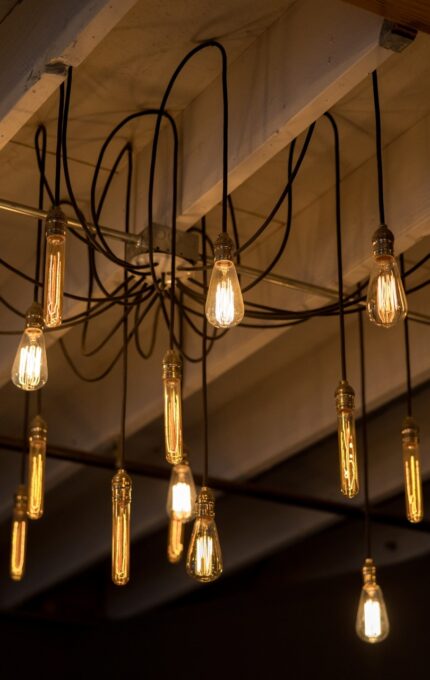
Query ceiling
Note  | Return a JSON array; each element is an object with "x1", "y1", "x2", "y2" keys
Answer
[{"x1": 0, "y1": 0, "x2": 429, "y2": 622}]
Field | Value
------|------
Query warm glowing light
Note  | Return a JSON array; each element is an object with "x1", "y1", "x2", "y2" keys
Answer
[
  {"x1": 356, "y1": 559, "x2": 389, "y2": 644},
  {"x1": 27, "y1": 415, "x2": 48, "y2": 520},
  {"x1": 167, "y1": 461, "x2": 196, "y2": 521},
  {"x1": 367, "y1": 226, "x2": 407, "y2": 328},
  {"x1": 43, "y1": 207, "x2": 67, "y2": 328},
  {"x1": 162, "y1": 350, "x2": 183, "y2": 465},
  {"x1": 167, "y1": 518, "x2": 185, "y2": 563},
  {"x1": 364, "y1": 599, "x2": 381, "y2": 639},
  {"x1": 10, "y1": 485, "x2": 28, "y2": 581},
  {"x1": 186, "y1": 487, "x2": 223, "y2": 583},
  {"x1": 112, "y1": 469, "x2": 132, "y2": 586},
  {"x1": 335, "y1": 381, "x2": 359, "y2": 498},
  {"x1": 11, "y1": 303, "x2": 48, "y2": 391},
  {"x1": 205, "y1": 233, "x2": 244, "y2": 329},
  {"x1": 402, "y1": 417, "x2": 423, "y2": 523},
  {"x1": 195, "y1": 535, "x2": 213, "y2": 578}
]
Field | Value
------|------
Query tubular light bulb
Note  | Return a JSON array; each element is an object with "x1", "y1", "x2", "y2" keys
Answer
[
  {"x1": 162, "y1": 349, "x2": 183, "y2": 465},
  {"x1": 27, "y1": 415, "x2": 48, "y2": 520},
  {"x1": 112, "y1": 468, "x2": 132, "y2": 586},
  {"x1": 10, "y1": 485, "x2": 28, "y2": 581},
  {"x1": 186, "y1": 487, "x2": 223, "y2": 582},
  {"x1": 43, "y1": 206, "x2": 67, "y2": 328},
  {"x1": 11, "y1": 302, "x2": 48, "y2": 391},
  {"x1": 401, "y1": 417, "x2": 423, "y2": 523},
  {"x1": 367, "y1": 225, "x2": 407, "y2": 328},
  {"x1": 335, "y1": 380, "x2": 359, "y2": 498},
  {"x1": 166, "y1": 458, "x2": 196, "y2": 521},
  {"x1": 356, "y1": 559, "x2": 389, "y2": 643},
  {"x1": 205, "y1": 233, "x2": 244, "y2": 328},
  {"x1": 167, "y1": 517, "x2": 185, "y2": 563}
]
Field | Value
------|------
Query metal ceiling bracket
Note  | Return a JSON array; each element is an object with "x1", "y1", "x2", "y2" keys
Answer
[{"x1": 379, "y1": 20, "x2": 417, "y2": 53}]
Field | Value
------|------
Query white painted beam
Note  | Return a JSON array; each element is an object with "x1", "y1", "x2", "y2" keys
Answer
[{"x1": 0, "y1": 0, "x2": 138, "y2": 149}]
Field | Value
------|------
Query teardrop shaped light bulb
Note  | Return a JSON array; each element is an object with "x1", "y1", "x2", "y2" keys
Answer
[
  {"x1": 162, "y1": 350, "x2": 183, "y2": 465},
  {"x1": 27, "y1": 415, "x2": 48, "y2": 520},
  {"x1": 10, "y1": 485, "x2": 28, "y2": 581},
  {"x1": 367, "y1": 225, "x2": 407, "y2": 328},
  {"x1": 401, "y1": 416, "x2": 423, "y2": 523},
  {"x1": 167, "y1": 517, "x2": 185, "y2": 564},
  {"x1": 356, "y1": 559, "x2": 390, "y2": 643},
  {"x1": 186, "y1": 487, "x2": 223, "y2": 582},
  {"x1": 166, "y1": 457, "x2": 196, "y2": 522},
  {"x1": 205, "y1": 233, "x2": 244, "y2": 328},
  {"x1": 43, "y1": 206, "x2": 67, "y2": 328},
  {"x1": 335, "y1": 380, "x2": 359, "y2": 498},
  {"x1": 112, "y1": 468, "x2": 132, "y2": 586},
  {"x1": 11, "y1": 302, "x2": 48, "y2": 391}
]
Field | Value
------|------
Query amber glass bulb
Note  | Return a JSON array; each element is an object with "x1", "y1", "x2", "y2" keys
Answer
[
  {"x1": 367, "y1": 225, "x2": 407, "y2": 328},
  {"x1": 205, "y1": 233, "x2": 244, "y2": 328},
  {"x1": 43, "y1": 206, "x2": 67, "y2": 328},
  {"x1": 401, "y1": 417, "x2": 423, "y2": 523},
  {"x1": 27, "y1": 415, "x2": 47, "y2": 520},
  {"x1": 10, "y1": 485, "x2": 28, "y2": 581},
  {"x1": 186, "y1": 487, "x2": 223, "y2": 582},
  {"x1": 335, "y1": 380, "x2": 359, "y2": 498},
  {"x1": 11, "y1": 303, "x2": 48, "y2": 391},
  {"x1": 356, "y1": 559, "x2": 390, "y2": 643},
  {"x1": 112, "y1": 469, "x2": 132, "y2": 586},
  {"x1": 167, "y1": 517, "x2": 185, "y2": 564},
  {"x1": 166, "y1": 460, "x2": 196, "y2": 521},
  {"x1": 162, "y1": 349, "x2": 183, "y2": 465}
]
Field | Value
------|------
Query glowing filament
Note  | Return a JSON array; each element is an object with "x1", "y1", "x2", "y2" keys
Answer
[
  {"x1": 376, "y1": 271, "x2": 398, "y2": 325},
  {"x1": 337, "y1": 411, "x2": 359, "y2": 498},
  {"x1": 10, "y1": 519, "x2": 27, "y2": 581},
  {"x1": 195, "y1": 535, "x2": 213, "y2": 578},
  {"x1": 163, "y1": 379, "x2": 182, "y2": 464},
  {"x1": 44, "y1": 236, "x2": 66, "y2": 328},
  {"x1": 28, "y1": 441, "x2": 46, "y2": 519},
  {"x1": 18, "y1": 340, "x2": 42, "y2": 389},
  {"x1": 167, "y1": 518, "x2": 185, "y2": 564},
  {"x1": 112, "y1": 469, "x2": 131, "y2": 586},
  {"x1": 364, "y1": 599, "x2": 382, "y2": 639},
  {"x1": 215, "y1": 264, "x2": 235, "y2": 326},
  {"x1": 172, "y1": 482, "x2": 192, "y2": 518}
]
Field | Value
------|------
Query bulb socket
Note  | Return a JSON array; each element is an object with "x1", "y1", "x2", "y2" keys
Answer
[
  {"x1": 29, "y1": 414, "x2": 48, "y2": 443},
  {"x1": 112, "y1": 468, "x2": 132, "y2": 504},
  {"x1": 25, "y1": 302, "x2": 44, "y2": 330},
  {"x1": 162, "y1": 349, "x2": 182, "y2": 380},
  {"x1": 45, "y1": 206, "x2": 67, "y2": 239},
  {"x1": 372, "y1": 224, "x2": 394, "y2": 259},
  {"x1": 335, "y1": 380, "x2": 355, "y2": 411},
  {"x1": 362, "y1": 558, "x2": 377, "y2": 585},
  {"x1": 14, "y1": 485, "x2": 28, "y2": 519},
  {"x1": 401, "y1": 416, "x2": 420, "y2": 444},
  {"x1": 214, "y1": 232, "x2": 233, "y2": 262},
  {"x1": 196, "y1": 486, "x2": 215, "y2": 518}
]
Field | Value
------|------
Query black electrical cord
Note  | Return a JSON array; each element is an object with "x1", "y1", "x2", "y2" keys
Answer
[
  {"x1": 400, "y1": 255, "x2": 413, "y2": 417},
  {"x1": 358, "y1": 301, "x2": 372, "y2": 559},
  {"x1": 201, "y1": 217, "x2": 209, "y2": 485},
  {"x1": 20, "y1": 392, "x2": 29, "y2": 485},
  {"x1": 55, "y1": 84, "x2": 65, "y2": 205},
  {"x1": 372, "y1": 70, "x2": 385, "y2": 226},
  {"x1": 34, "y1": 126, "x2": 46, "y2": 304}
]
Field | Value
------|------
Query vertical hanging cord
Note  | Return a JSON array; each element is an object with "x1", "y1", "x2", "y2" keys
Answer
[
  {"x1": 221, "y1": 50, "x2": 228, "y2": 233},
  {"x1": 400, "y1": 254, "x2": 413, "y2": 416},
  {"x1": 372, "y1": 70, "x2": 386, "y2": 226},
  {"x1": 358, "y1": 299, "x2": 372, "y2": 559},
  {"x1": 20, "y1": 393, "x2": 30, "y2": 485},
  {"x1": 169, "y1": 117, "x2": 179, "y2": 349},
  {"x1": 55, "y1": 83, "x2": 65, "y2": 206},
  {"x1": 325, "y1": 112, "x2": 347, "y2": 381},
  {"x1": 34, "y1": 126, "x2": 46, "y2": 303},
  {"x1": 201, "y1": 217, "x2": 209, "y2": 486}
]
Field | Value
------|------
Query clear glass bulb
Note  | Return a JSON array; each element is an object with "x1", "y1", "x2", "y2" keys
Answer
[
  {"x1": 27, "y1": 415, "x2": 48, "y2": 520},
  {"x1": 367, "y1": 226, "x2": 407, "y2": 328},
  {"x1": 11, "y1": 302, "x2": 48, "y2": 391},
  {"x1": 10, "y1": 485, "x2": 28, "y2": 581},
  {"x1": 186, "y1": 487, "x2": 223, "y2": 582},
  {"x1": 401, "y1": 417, "x2": 423, "y2": 523},
  {"x1": 205, "y1": 233, "x2": 244, "y2": 328},
  {"x1": 112, "y1": 468, "x2": 132, "y2": 586},
  {"x1": 166, "y1": 459, "x2": 196, "y2": 521},
  {"x1": 162, "y1": 350, "x2": 183, "y2": 465},
  {"x1": 356, "y1": 559, "x2": 390, "y2": 643},
  {"x1": 335, "y1": 380, "x2": 359, "y2": 498},
  {"x1": 167, "y1": 517, "x2": 185, "y2": 564},
  {"x1": 43, "y1": 206, "x2": 67, "y2": 328}
]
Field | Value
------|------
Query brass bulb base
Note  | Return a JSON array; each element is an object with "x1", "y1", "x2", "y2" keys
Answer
[
  {"x1": 29, "y1": 414, "x2": 48, "y2": 443},
  {"x1": 162, "y1": 349, "x2": 182, "y2": 380},
  {"x1": 401, "y1": 416, "x2": 419, "y2": 443},
  {"x1": 196, "y1": 486, "x2": 215, "y2": 518},
  {"x1": 112, "y1": 468, "x2": 132, "y2": 504},
  {"x1": 362, "y1": 558, "x2": 377, "y2": 585},
  {"x1": 25, "y1": 302, "x2": 44, "y2": 330},
  {"x1": 214, "y1": 232, "x2": 233, "y2": 261},
  {"x1": 14, "y1": 485, "x2": 27, "y2": 520},
  {"x1": 45, "y1": 206, "x2": 67, "y2": 238},
  {"x1": 372, "y1": 224, "x2": 394, "y2": 259},
  {"x1": 335, "y1": 380, "x2": 355, "y2": 411}
]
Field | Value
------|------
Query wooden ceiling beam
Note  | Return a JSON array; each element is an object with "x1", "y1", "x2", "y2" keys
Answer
[{"x1": 342, "y1": 1, "x2": 430, "y2": 34}]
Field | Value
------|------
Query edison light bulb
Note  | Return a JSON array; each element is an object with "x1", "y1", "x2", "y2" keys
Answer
[
  {"x1": 112, "y1": 468, "x2": 132, "y2": 586},
  {"x1": 167, "y1": 517, "x2": 185, "y2": 563},
  {"x1": 186, "y1": 487, "x2": 223, "y2": 582},
  {"x1": 356, "y1": 558, "x2": 389, "y2": 643},
  {"x1": 166, "y1": 457, "x2": 196, "y2": 521},
  {"x1": 43, "y1": 206, "x2": 67, "y2": 328},
  {"x1": 367, "y1": 225, "x2": 407, "y2": 328},
  {"x1": 10, "y1": 485, "x2": 28, "y2": 581},
  {"x1": 27, "y1": 415, "x2": 48, "y2": 520},
  {"x1": 162, "y1": 349, "x2": 183, "y2": 465},
  {"x1": 401, "y1": 417, "x2": 423, "y2": 523},
  {"x1": 335, "y1": 380, "x2": 359, "y2": 498},
  {"x1": 11, "y1": 302, "x2": 48, "y2": 391},
  {"x1": 205, "y1": 232, "x2": 244, "y2": 328}
]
